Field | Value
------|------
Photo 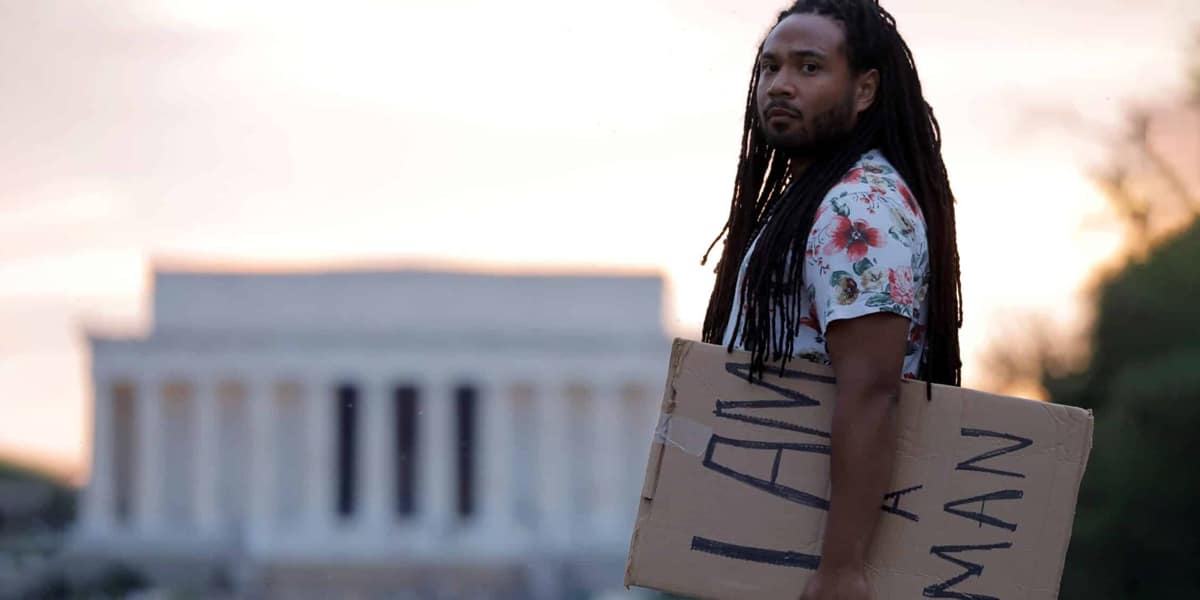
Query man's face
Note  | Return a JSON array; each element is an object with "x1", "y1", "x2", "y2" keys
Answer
[{"x1": 755, "y1": 13, "x2": 865, "y2": 156}]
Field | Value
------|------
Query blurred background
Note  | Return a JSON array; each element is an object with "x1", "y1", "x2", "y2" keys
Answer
[{"x1": 1, "y1": 0, "x2": 1197, "y2": 598}]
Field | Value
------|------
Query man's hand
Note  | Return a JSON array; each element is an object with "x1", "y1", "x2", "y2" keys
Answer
[{"x1": 799, "y1": 566, "x2": 870, "y2": 600}]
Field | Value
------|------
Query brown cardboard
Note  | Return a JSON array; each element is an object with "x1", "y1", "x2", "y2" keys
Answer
[{"x1": 625, "y1": 339, "x2": 1093, "y2": 600}]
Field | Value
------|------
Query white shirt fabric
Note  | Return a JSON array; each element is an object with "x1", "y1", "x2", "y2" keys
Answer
[{"x1": 721, "y1": 149, "x2": 930, "y2": 379}]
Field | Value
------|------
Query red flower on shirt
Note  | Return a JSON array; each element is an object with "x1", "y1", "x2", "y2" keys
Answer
[
  {"x1": 889, "y1": 267, "x2": 915, "y2": 305},
  {"x1": 898, "y1": 183, "x2": 920, "y2": 216},
  {"x1": 800, "y1": 298, "x2": 821, "y2": 332},
  {"x1": 824, "y1": 216, "x2": 882, "y2": 262},
  {"x1": 841, "y1": 167, "x2": 865, "y2": 184},
  {"x1": 909, "y1": 323, "x2": 925, "y2": 345}
]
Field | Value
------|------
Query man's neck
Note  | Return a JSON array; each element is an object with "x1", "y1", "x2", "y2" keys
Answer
[{"x1": 788, "y1": 156, "x2": 812, "y2": 180}]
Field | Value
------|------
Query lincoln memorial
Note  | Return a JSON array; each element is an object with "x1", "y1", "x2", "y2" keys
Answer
[{"x1": 70, "y1": 268, "x2": 670, "y2": 599}]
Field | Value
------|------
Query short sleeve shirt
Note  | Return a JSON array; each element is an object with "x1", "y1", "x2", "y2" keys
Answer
[{"x1": 721, "y1": 149, "x2": 930, "y2": 379}]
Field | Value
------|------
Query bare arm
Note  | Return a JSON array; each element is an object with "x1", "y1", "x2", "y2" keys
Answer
[{"x1": 801, "y1": 312, "x2": 908, "y2": 599}]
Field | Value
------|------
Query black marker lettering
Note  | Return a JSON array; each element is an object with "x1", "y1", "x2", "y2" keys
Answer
[
  {"x1": 713, "y1": 398, "x2": 829, "y2": 438},
  {"x1": 716, "y1": 362, "x2": 831, "y2": 438},
  {"x1": 943, "y1": 490, "x2": 1024, "y2": 532},
  {"x1": 702, "y1": 434, "x2": 831, "y2": 510},
  {"x1": 725, "y1": 361, "x2": 837, "y2": 387},
  {"x1": 881, "y1": 485, "x2": 923, "y2": 522},
  {"x1": 957, "y1": 429, "x2": 1032, "y2": 479},
  {"x1": 922, "y1": 543, "x2": 1013, "y2": 600},
  {"x1": 691, "y1": 536, "x2": 821, "y2": 570}
]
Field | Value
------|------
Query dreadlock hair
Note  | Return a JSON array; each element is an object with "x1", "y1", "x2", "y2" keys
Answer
[{"x1": 700, "y1": 0, "x2": 962, "y2": 386}]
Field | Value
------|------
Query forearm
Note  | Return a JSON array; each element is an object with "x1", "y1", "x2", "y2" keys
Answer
[{"x1": 819, "y1": 386, "x2": 898, "y2": 570}]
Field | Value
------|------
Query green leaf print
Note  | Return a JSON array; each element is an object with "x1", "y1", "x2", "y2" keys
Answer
[
  {"x1": 829, "y1": 270, "x2": 854, "y2": 287},
  {"x1": 828, "y1": 270, "x2": 861, "y2": 305},
  {"x1": 852, "y1": 258, "x2": 874, "y2": 276},
  {"x1": 832, "y1": 199, "x2": 850, "y2": 217},
  {"x1": 889, "y1": 227, "x2": 914, "y2": 246},
  {"x1": 865, "y1": 293, "x2": 895, "y2": 309}
]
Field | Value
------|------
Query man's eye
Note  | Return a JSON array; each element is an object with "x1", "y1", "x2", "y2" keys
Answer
[
  {"x1": 802, "y1": 63, "x2": 820, "y2": 73},
  {"x1": 761, "y1": 63, "x2": 780, "y2": 73}
]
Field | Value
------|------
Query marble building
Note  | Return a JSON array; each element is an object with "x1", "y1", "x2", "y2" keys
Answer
[{"x1": 69, "y1": 268, "x2": 671, "y2": 598}]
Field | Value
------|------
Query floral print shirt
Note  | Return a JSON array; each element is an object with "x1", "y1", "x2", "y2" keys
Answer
[{"x1": 721, "y1": 149, "x2": 929, "y2": 379}]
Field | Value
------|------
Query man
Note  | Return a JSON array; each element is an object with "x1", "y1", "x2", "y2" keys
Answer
[{"x1": 699, "y1": 1, "x2": 963, "y2": 599}]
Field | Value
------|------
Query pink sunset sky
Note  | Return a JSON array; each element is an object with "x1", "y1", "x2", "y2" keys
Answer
[{"x1": 2, "y1": 0, "x2": 1198, "y2": 482}]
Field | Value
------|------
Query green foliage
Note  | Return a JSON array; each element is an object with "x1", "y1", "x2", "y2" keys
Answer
[
  {"x1": 1053, "y1": 221, "x2": 1200, "y2": 599},
  {"x1": 0, "y1": 460, "x2": 54, "y2": 483},
  {"x1": 0, "y1": 458, "x2": 77, "y2": 533},
  {"x1": 1053, "y1": 220, "x2": 1200, "y2": 412},
  {"x1": 17, "y1": 563, "x2": 148, "y2": 600}
]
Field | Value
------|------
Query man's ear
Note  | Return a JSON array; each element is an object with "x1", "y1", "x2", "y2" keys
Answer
[{"x1": 855, "y1": 68, "x2": 880, "y2": 114}]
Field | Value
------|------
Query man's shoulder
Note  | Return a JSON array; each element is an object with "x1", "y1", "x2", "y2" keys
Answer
[
  {"x1": 819, "y1": 150, "x2": 923, "y2": 222},
  {"x1": 829, "y1": 150, "x2": 905, "y2": 197}
]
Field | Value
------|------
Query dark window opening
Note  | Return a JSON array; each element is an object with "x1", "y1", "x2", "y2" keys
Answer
[
  {"x1": 393, "y1": 385, "x2": 419, "y2": 517},
  {"x1": 455, "y1": 384, "x2": 477, "y2": 519},
  {"x1": 335, "y1": 383, "x2": 359, "y2": 518},
  {"x1": 112, "y1": 382, "x2": 136, "y2": 525}
]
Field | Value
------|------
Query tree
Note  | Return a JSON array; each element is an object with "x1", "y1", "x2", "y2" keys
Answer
[
  {"x1": 1056, "y1": 219, "x2": 1200, "y2": 598},
  {"x1": 980, "y1": 27, "x2": 1200, "y2": 400},
  {"x1": 1051, "y1": 28, "x2": 1200, "y2": 599}
]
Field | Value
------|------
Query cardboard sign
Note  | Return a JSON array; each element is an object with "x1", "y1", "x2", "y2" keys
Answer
[{"x1": 625, "y1": 339, "x2": 1093, "y2": 600}]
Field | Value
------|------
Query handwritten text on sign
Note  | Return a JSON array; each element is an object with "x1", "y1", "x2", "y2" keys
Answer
[{"x1": 688, "y1": 362, "x2": 1033, "y2": 600}]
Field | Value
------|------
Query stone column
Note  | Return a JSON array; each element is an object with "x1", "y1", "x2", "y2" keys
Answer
[
  {"x1": 480, "y1": 382, "x2": 514, "y2": 543},
  {"x1": 418, "y1": 380, "x2": 453, "y2": 539},
  {"x1": 134, "y1": 377, "x2": 163, "y2": 536},
  {"x1": 536, "y1": 381, "x2": 570, "y2": 547},
  {"x1": 248, "y1": 377, "x2": 275, "y2": 543},
  {"x1": 360, "y1": 376, "x2": 392, "y2": 535},
  {"x1": 633, "y1": 382, "x2": 661, "y2": 525},
  {"x1": 194, "y1": 377, "x2": 221, "y2": 537},
  {"x1": 82, "y1": 378, "x2": 115, "y2": 536},
  {"x1": 304, "y1": 376, "x2": 332, "y2": 539},
  {"x1": 593, "y1": 379, "x2": 626, "y2": 542}
]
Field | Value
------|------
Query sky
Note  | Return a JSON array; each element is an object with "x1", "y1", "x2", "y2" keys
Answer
[{"x1": 2, "y1": 0, "x2": 1198, "y2": 482}]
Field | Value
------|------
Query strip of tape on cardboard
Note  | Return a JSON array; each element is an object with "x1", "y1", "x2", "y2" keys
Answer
[{"x1": 653, "y1": 413, "x2": 714, "y2": 457}]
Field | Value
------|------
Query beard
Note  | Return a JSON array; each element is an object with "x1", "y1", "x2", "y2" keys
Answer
[{"x1": 760, "y1": 93, "x2": 857, "y2": 158}]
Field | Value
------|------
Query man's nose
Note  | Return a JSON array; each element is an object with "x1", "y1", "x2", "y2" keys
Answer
[{"x1": 766, "y1": 74, "x2": 796, "y2": 99}]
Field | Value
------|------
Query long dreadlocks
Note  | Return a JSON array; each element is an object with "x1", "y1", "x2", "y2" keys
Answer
[{"x1": 700, "y1": 0, "x2": 962, "y2": 386}]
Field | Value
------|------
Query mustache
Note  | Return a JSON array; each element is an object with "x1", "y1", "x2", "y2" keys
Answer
[{"x1": 763, "y1": 101, "x2": 802, "y2": 118}]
